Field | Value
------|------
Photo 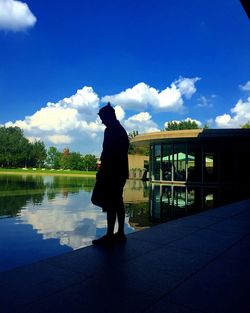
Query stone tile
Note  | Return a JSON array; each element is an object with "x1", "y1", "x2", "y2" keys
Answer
[
  {"x1": 128, "y1": 223, "x2": 197, "y2": 246},
  {"x1": 145, "y1": 299, "x2": 204, "y2": 313},
  {"x1": 220, "y1": 234, "x2": 250, "y2": 261},
  {"x1": 0, "y1": 261, "x2": 83, "y2": 313},
  {"x1": 123, "y1": 246, "x2": 215, "y2": 282},
  {"x1": 203, "y1": 199, "x2": 250, "y2": 218},
  {"x1": 206, "y1": 217, "x2": 250, "y2": 235},
  {"x1": 168, "y1": 214, "x2": 223, "y2": 229},
  {"x1": 166, "y1": 257, "x2": 250, "y2": 313},
  {"x1": 45, "y1": 238, "x2": 161, "y2": 274},
  {"x1": 1, "y1": 199, "x2": 250, "y2": 313},
  {"x1": 92, "y1": 260, "x2": 179, "y2": 298},
  {"x1": 17, "y1": 277, "x2": 155, "y2": 313},
  {"x1": 168, "y1": 228, "x2": 244, "y2": 256}
]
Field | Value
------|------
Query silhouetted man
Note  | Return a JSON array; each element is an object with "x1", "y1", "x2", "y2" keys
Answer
[{"x1": 91, "y1": 103, "x2": 129, "y2": 245}]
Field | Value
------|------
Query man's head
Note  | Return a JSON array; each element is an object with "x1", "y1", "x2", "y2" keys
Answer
[{"x1": 98, "y1": 102, "x2": 117, "y2": 126}]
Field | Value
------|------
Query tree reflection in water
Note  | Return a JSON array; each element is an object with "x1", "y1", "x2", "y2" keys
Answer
[{"x1": 0, "y1": 174, "x2": 46, "y2": 217}]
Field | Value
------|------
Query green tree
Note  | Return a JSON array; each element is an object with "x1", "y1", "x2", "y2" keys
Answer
[
  {"x1": 128, "y1": 130, "x2": 149, "y2": 156},
  {"x1": 165, "y1": 120, "x2": 199, "y2": 131},
  {"x1": 0, "y1": 126, "x2": 30, "y2": 167},
  {"x1": 46, "y1": 146, "x2": 61, "y2": 169},
  {"x1": 82, "y1": 154, "x2": 97, "y2": 171},
  {"x1": 30, "y1": 141, "x2": 47, "y2": 168},
  {"x1": 67, "y1": 152, "x2": 83, "y2": 170},
  {"x1": 128, "y1": 131, "x2": 138, "y2": 154},
  {"x1": 241, "y1": 121, "x2": 250, "y2": 128}
]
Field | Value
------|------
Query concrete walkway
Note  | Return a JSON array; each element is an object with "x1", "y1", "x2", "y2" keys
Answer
[{"x1": 1, "y1": 198, "x2": 250, "y2": 313}]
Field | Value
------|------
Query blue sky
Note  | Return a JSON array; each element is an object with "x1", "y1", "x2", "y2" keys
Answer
[{"x1": 0, "y1": 0, "x2": 249, "y2": 154}]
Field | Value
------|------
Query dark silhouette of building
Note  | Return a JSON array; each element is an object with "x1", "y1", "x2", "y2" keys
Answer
[{"x1": 131, "y1": 129, "x2": 250, "y2": 185}]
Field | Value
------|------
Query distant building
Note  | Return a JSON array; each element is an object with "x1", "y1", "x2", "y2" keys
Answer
[
  {"x1": 131, "y1": 129, "x2": 250, "y2": 185},
  {"x1": 128, "y1": 154, "x2": 149, "y2": 179}
]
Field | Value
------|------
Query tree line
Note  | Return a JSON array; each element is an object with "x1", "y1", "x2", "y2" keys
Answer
[
  {"x1": 1, "y1": 121, "x2": 249, "y2": 169},
  {"x1": 0, "y1": 126, "x2": 97, "y2": 170}
]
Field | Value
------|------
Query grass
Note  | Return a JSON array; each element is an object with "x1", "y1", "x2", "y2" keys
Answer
[{"x1": 0, "y1": 168, "x2": 97, "y2": 176}]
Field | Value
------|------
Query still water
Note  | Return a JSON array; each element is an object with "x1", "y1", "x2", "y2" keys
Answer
[{"x1": 0, "y1": 174, "x2": 248, "y2": 272}]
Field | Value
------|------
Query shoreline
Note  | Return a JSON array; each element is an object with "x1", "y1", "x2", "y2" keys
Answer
[{"x1": 0, "y1": 170, "x2": 97, "y2": 178}]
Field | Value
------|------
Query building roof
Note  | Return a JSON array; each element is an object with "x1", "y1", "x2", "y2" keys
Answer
[{"x1": 131, "y1": 128, "x2": 250, "y2": 146}]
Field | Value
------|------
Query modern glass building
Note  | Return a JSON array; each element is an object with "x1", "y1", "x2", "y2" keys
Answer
[{"x1": 131, "y1": 129, "x2": 250, "y2": 185}]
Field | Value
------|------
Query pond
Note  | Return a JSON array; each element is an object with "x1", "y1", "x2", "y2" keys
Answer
[{"x1": 0, "y1": 174, "x2": 249, "y2": 272}]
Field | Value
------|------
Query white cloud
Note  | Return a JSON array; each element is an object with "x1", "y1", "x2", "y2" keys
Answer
[
  {"x1": 5, "y1": 86, "x2": 104, "y2": 153},
  {"x1": 4, "y1": 79, "x2": 200, "y2": 153},
  {"x1": 197, "y1": 96, "x2": 213, "y2": 108},
  {"x1": 47, "y1": 135, "x2": 73, "y2": 145},
  {"x1": 128, "y1": 112, "x2": 151, "y2": 122},
  {"x1": 102, "y1": 82, "x2": 158, "y2": 110},
  {"x1": 215, "y1": 97, "x2": 250, "y2": 128},
  {"x1": 124, "y1": 112, "x2": 159, "y2": 134},
  {"x1": 114, "y1": 105, "x2": 125, "y2": 121},
  {"x1": 14, "y1": 106, "x2": 80, "y2": 132},
  {"x1": 239, "y1": 81, "x2": 250, "y2": 91},
  {"x1": 0, "y1": 0, "x2": 37, "y2": 31},
  {"x1": 58, "y1": 86, "x2": 100, "y2": 122},
  {"x1": 102, "y1": 77, "x2": 200, "y2": 112},
  {"x1": 174, "y1": 77, "x2": 200, "y2": 99}
]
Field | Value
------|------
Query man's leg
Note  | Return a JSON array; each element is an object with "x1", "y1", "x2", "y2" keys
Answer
[
  {"x1": 107, "y1": 210, "x2": 116, "y2": 236},
  {"x1": 117, "y1": 202, "x2": 125, "y2": 235},
  {"x1": 92, "y1": 209, "x2": 115, "y2": 245}
]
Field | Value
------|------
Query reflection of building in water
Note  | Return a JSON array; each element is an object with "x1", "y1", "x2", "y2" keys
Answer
[
  {"x1": 125, "y1": 202, "x2": 151, "y2": 231},
  {"x1": 123, "y1": 180, "x2": 150, "y2": 230},
  {"x1": 150, "y1": 183, "x2": 248, "y2": 222},
  {"x1": 123, "y1": 180, "x2": 149, "y2": 203}
]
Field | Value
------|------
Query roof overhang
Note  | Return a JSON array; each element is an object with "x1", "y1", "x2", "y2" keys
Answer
[{"x1": 131, "y1": 129, "x2": 250, "y2": 147}]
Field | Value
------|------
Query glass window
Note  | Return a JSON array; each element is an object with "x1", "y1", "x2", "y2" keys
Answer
[
  {"x1": 187, "y1": 143, "x2": 202, "y2": 182},
  {"x1": 150, "y1": 184, "x2": 161, "y2": 220},
  {"x1": 152, "y1": 144, "x2": 161, "y2": 181},
  {"x1": 162, "y1": 144, "x2": 172, "y2": 181},
  {"x1": 173, "y1": 143, "x2": 186, "y2": 181},
  {"x1": 220, "y1": 142, "x2": 234, "y2": 182},
  {"x1": 203, "y1": 142, "x2": 219, "y2": 182}
]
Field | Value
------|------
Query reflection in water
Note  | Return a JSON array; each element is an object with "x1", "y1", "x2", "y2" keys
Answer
[
  {"x1": 0, "y1": 174, "x2": 46, "y2": 217},
  {"x1": 0, "y1": 174, "x2": 249, "y2": 272},
  {"x1": 149, "y1": 184, "x2": 250, "y2": 223}
]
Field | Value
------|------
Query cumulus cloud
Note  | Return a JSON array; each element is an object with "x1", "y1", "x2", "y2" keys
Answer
[
  {"x1": 174, "y1": 77, "x2": 200, "y2": 99},
  {"x1": 47, "y1": 135, "x2": 73, "y2": 145},
  {"x1": 0, "y1": 0, "x2": 37, "y2": 31},
  {"x1": 5, "y1": 86, "x2": 104, "y2": 152},
  {"x1": 239, "y1": 81, "x2": 250, "y2": 91},
  {"x1": 215, "y1": 97, "x2": 250, "y2": 128},
  {"x1": 4, "y1": 79, "x2": 200, "y2": 154},
  {"x1": 114, "y1": 105, "x2": 126, "y2": 121},
  {"x1": 102, "y1": 77, "x2": 200, "y2": 112},
  {"x1": 12, "y1": 107, "x2": 80, "y2": 132},
  {"x1": 124, "y1": 112, "x2": 160, "y2": 134},
  {"x1": 58, "y1": 87, "x2": 100, "y2": 122}
]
